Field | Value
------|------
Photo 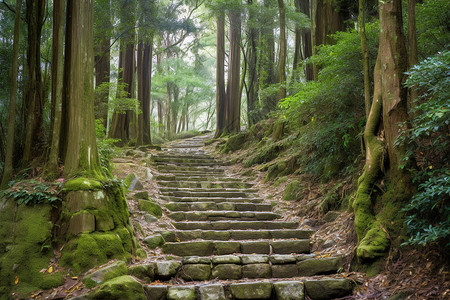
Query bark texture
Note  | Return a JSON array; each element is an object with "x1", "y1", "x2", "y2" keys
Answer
[{"x1": 215, "y1": 13, "x2": 226, "y2": 138}]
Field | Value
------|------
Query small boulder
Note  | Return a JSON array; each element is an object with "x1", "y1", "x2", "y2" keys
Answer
[
  {"x1": 155, "y1": 261, "x2": 181, "y2": 278},
  {"x1": 143, "y1": 234, "x2": 165, "y2": 249},
  {"x1": 89, "y1": 275, "x2": 146, "y2": 300},
  {"x1": 128, "y1": 263, "x2": 155, "y2": 282},
  {"x1": 82, "y1": 261, "x2": 128, "y2": 288},
  {"x1": 124, "y1": 173, "x2": 144, "y2": 191},
  {"x1": 297, "y1": 257, "x2": 342, "y2": 276},
  {"x1": 138, "y1": 200, "x2": 162, "y2": 218}
]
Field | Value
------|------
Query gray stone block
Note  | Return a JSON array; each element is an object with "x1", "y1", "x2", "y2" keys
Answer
[
  {"x1": 199, "y1": 284, "x2": 227, "y2": 300},
  {"x1": 230, "y1": 282, "x2": 272, "y2": 299},
  {"x1": 274, "y1": 281, "x2": 305, "y2": 300},
  {"x1": 242, "y1": 263, "x2": 271, "y2": 279},
  {"x1": 211, "y1": 264, "x2": 242, "y2": 280}
]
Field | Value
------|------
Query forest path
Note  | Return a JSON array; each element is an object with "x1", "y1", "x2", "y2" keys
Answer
[{"x1": 124, "y1": 134, "x2": 356, "y2": 299}]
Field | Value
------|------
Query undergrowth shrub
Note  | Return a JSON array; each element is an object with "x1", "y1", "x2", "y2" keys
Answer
[
  {"x1": 95, "y1": 120, "x2": 119, "y2": 177},
  {"x1": 278, "y1": 23, "x2": 379, "y2": 179},
  {"x1": 399, "y1": 51, "x2": 450, "y2": 248}
]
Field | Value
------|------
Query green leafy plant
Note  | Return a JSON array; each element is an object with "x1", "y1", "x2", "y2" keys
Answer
[
  {"x1": 95, "y1": 119, "x2": 120, "y2": 177},
  {"x1": 1, "y1": 180, "x2": 62, "y2": 206},
  {"x1": 399, "y1": 50, "x2": 450, "y2": 247}
]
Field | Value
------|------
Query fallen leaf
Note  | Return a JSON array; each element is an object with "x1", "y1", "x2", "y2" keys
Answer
[
  {"x1": 48, "y1": 266, "x2": 53, "y2": 273},
  {"x1": 14, "y1": 276, "x2": 19, "y2": 285}
]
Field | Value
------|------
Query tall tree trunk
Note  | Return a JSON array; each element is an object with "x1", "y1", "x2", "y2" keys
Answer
[
  {"x1": 63, "y1": 0, "x2": 101, "y2": 176},
  {"x1": 137, "y1": 42, "x2": 144, "y2": 145},
  {"x1": 23, "y1": 0, "x2": 45, "y2": 164},
  {"x1": 359, "y1": 0, "x2": 371, "y2": 117},
  {"x1": 260, "y1": 0, "x2": 277, "y2": 114},
  {"x1": 226, "y1": 10, "x2": 242, "y2": 133},
  {"x1": 142, "y1": 41, "x2": 153, "y2": 144},
  {"x1": 300, "y1": 0, "x2": 313, "y2": 81},
  {"x1": 246, "y1": 0, "x2": 259, "y2": 126},
  {"x1": 311, "y1": 0, "x2": 345, "y2": 80},
  {"x1": 45, "y1": 0, "x2": 65, "y2": 178},
  {"x1": 1, "y1": 0, "x2": 23, "y2": 188},
  {"x1": 214, "y1": 12, "x2": 226, "y2": 138},
  {"x1": 408, "y1": 0, "x2": 418, "y2": 107},
  {"x1": 277, "y1": 0, "x2": 287, "y2": 100},
  {"x1": 353, "y1": 0, "x2": 410, "y2": 259}
]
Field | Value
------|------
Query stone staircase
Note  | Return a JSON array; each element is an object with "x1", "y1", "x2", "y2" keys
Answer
[
  {"x1": 138, "y1": 135, "x2": 354, "y2": 299},
  {"x1": 81, "y1": 135, "x2": 355, "y2": 299}
]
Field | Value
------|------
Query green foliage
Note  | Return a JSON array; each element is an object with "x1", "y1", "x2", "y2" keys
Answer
[
  {"x1": 0, "y1": 180, "x2": 62, "y2": 206},
  {"x1": 415, "y1": 0, "x2": 450, "y2": 59},
  {"x1": 95, "y1": 119, "x2": 119, "y2": 176},
  {"x1": 95, "y1": 80, "x2": 141, "y2": 116},
  {"x1": 402, "y1": 170, "x2": 450, "y2": 247},
  {"x1": 399, "y1": 50, "x2": 450, "y2": 248},
  {"x1": 278, "y1": 23, "x2": 379, "y2": 179}
]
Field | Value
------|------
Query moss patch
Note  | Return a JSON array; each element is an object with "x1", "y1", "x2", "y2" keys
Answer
[
  {"x1": 221, "y1": 132, "x2": 249, "y2": 153},
  {"x1": 284, "y1": 180, "x2": 303, "y2": 201},
  {"x1": 0, "y1": 199, "x2": 64, "y2": 298},
  {"x1": 89, "y1": 275, "x2": 146, "y2": 300},
  {"x1": 138, "y1": 200, "x2": 162, "y2": 218},
  {"x1": 63, "y1": 177, "x2": 103, "y2": 191},
  {"x1": 243, "y1": 142, "x2": 286, "y2": 167}
]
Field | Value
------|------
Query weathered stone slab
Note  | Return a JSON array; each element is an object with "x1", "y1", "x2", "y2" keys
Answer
[
  {"x1": 231, "y1": 230, "x2": 270, "y2": 240},
  {"x1": 144, "y1": 285, "x2": 168, "y2": 300},
  {"x1": 128, "y1": 263, "x2": 155, "y2": 282},
  {"x1": 272, "y1": 264, "x2": 299, "y2": 278},
  {"x1": 167, "y1": 286, "x2": 196, "y2": 300},
  {"x1": 176, "y1": 230, "x2": 202, "y2": 241},
  {"x1": 304, "y1": 279, "x2": 353, "y2": 300},
  {"x1": 179, "y1": 264, "x2": 211, "y2": 281},
  {"x1": 241, "y1": 241, "x2": 270, "y2": 254},
  {"x1": 241, "y1": 255, "x2": 269, "y2": 264},
  {"x1": 83, "y1": 261, "x2": 128, "y2": 288},
  {"x1": 274, "y1": 281, "x2": 305, "y2": 300},
  {"x1": 163, "y1": 241, "x2": 214, "y2": 256},
  {"x1": 212, "y1": 264, "x2": 242, "y2": 280},
  {"x1": 242, "y1": 263, "x2": 271, "y2": 279},
  {"x1": 271, "y1": 240, "x2": 310, "y2": 254},
  {"x1": 192, "y1": 202, "x2": 217, "y2": 210},
  {"x1": 230, "y1": 282, "x2": 272, "y2": 299},
  {"x1": 269, "y1": 255, "x2": 297, "y2": 264},
  {"x1": 155, "y1": 261, "x2": 181, "y2": 278},
  {"x1": 183, "y1": 256, "x2": 211, "y2": 264},
  {"x1": 199, "y1": 284, "x2": 227, "y2": 300},
  {"x1": 212, "y1": 255, "x2": 241, "y2": 264},
  {"x1": 160, "y1": 231, "x2": 177, "y2": 242},
  {"x1": 68, "y1": 211, "x2": 95, "y2": 235},
  {"x1": 297, "y1": 257, "x2": 342, "y2": 276},
  {"x1": 202, "y1": 230, "x2": 231, "y2": 241},
  {"x1": 270, "y1": 229, "x2": 313, "y2": 240},
  {"x1": 217, "y1": 203, "x2": 235, "y2": 210},
  {"x1": 144, "y1": 234, "x2": 165, "y2": 249},
  {"x1": 214, "y1": 241, "x2": 240, "y2": 255},
  {"x1": 66, "y1": 191, "x2": 108, "y2": 213}
]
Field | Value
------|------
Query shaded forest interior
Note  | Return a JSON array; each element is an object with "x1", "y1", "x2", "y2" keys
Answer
[{"x1": 0, "y1": 0, "x2": 448, "y2": 299}]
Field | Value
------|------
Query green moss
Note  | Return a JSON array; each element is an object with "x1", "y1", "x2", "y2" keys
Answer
[
  {"x1": 0, "y1": 200, "x2": 64, "y2": 298},
  {"x1": 357, "y1": 222, "x2": 389, "y2": 259},
  {"x1": 64, "y1": 177, "x2": 103, "y2": 191},
  {"x1": 284, "y1": 180, "x2": 303, "y2": 201},
  {"x1": 243, "y1": 142, "x2": 286, "y2": 167},
  {"x1": 138, "y1": 200, "x2": 162, "y2": 218},
  {"x1": 221, "y1": 132, "x2": 249, "y2": 153},
  {"x1": 273, "y1": 176, "x2": 288, "y2": 187},
  {"x1": 320, "y1": 182, "x2": 344, "y2": 213},
  {"x1": 266, "y1": 161, "x2": 287, "y2": 182},
  {"x1": 90, "y1": 275, "x2": 146, "y2": 300}
]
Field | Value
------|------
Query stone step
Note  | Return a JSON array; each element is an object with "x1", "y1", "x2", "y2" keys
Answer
[
  {"x1": 157, "y1": 180, "x2": 254, "y2": 189},
  {"x1": 172, "y1": 221, "x2": 298, "y2": 230},
  {"x1": 155, "y1": 165, "x2": 225, "y2": 173},
  {"x1": 165, "y1": 202, "x2": 272, "y2": 212},
  {"x1": 156, "y1": 175, "x2": 243, "y2": 182},
  {"x1": 162, "y1": 239, "x2": 311, "y2": 256},
  {"x1": 153, "y1": 161, "x2": 228, "y2": 167},
  {"x1": 160, "y1": 190, "x2": 258, "y2": 198},
  {"x1": 160, "y1": 196, "x2": 264, "y2": 203},
  {"x1": 154, "y1": 154, "x2": 213, "y2": 160},
  {"x1": 128, "y1": 256, "x2": 344, "y2": 284},
  {"x1": 167, "y1": 211, "x2": 281, "y2": 221},
  {"x1": 138, "y1": 278, "x2": 353, "y2": 300},
  {"x1": 159, "y1": 187, "x2": 259, "y2": 194},
  {"x1": 162, "y1": 229, "x2": 314, "y2": 242},
  {"x1": 152, "y1": 157, "x2": 218, "y2": 164}
]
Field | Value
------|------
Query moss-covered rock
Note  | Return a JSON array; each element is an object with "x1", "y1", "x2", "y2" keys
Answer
[
  {"x1": 284, "y1": 180, "x2": 303, "y2": 201},
  {"x1": 221, "y1": 132, "x2": 249, "y2": 153},
  {"x1": 82, "y1": 260, "x2": 128, "y2": 288},
  {"x1": 64, "y1": 177, "x2": 103, "y2": 191},
  {"x1": 143, "y1": 234, "x2": 165, "y2": 249},
  {"x1": 297, "y1": 257, "x2": 343, "y2": 276},
  {"x1": 0, "y1": 199, "x2": 64, "y2": 298},
  {"x1": 123, "y1": 173, "x2": 143, "y2": 191},
  {"x1": 244, "y1": 142, "x2": 286, "y2": 167},
  {"x1": 304, "y1": 278, "x2": 353, "y2": 300},
  {"x1": 138, "y1": 200, "x2": 162, "y2": 218},
  {"x1": 89, "y1": 275, "x2": 146, "y2": 300},
  {"x1": 128, "y1": 263, "x2": 155, "y2": 282}
]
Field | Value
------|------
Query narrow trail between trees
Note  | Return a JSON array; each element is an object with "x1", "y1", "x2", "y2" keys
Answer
[{"x1": 125, "y1": 134, "x2": 355, "y2": 299}]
